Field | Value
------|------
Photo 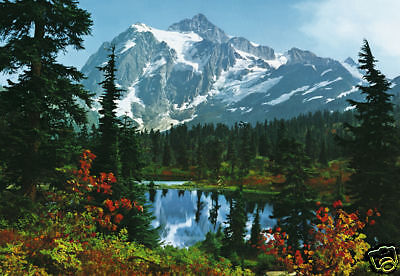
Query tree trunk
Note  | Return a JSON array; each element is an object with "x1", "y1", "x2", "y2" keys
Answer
[{"x1": 22, "y1": 19, "x2": 44, "y2": 201}]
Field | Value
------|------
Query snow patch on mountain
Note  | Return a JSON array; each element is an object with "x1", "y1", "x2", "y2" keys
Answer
[
  {"x1": 321, "y1": 69, "x2": 332, "y2": 76},
  {"x1": 344, "y1": 105, "x2": 356, "y2": 111},
  {"x1": 341, "y1": 61, "x2": 363, "y2": 80},
  {"x1": 337, "y1": 86, "x2": 358, "y2": 98},
  {"x1": 134, "y1": 117, "x2": 144, "y2": 128},
  {"x1": 132, "y1": 23, "x2": 203, "y2": 71},
  {"x1": 120, "y1": 40, "x2": 136, "y2": 54},
  {"x1": 173, "y1": 93, "x2": 209, "y2": 111},
  {"x1": 265, "y1": 53, "x2": 288, "y2": 69},
  {"x1": 304, "y1": 95, "x2": 323, "y2": 102},
  {"x1": 263, "y1": 85, "x2": 309, "y2": 106},
  {"x1": 302, "y1": 77, "x2": 342, "y2": 95},
  {"x1": 250, "y1": 41, "x2": 259, "y2": 47},
  {"x1": 116, "y1": 80, "x2": 144, "y2": 118},
  {"x1": 305, "y1": 64, "x2": 316, "y2": 71},
  {"x1": 212, "y1": 49, "x2": 283, "y2": 103},
  {"x1": 143, "y1": 58, "x2": 167, "y2": 76}
]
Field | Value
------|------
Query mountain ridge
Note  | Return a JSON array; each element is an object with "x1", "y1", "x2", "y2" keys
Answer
[{"x1": 80, "y1": 14, "x2": 398, "y2": 131}]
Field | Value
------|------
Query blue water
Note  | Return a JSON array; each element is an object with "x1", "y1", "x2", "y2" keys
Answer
[
  {"x1": 140, "y1": 180, "x2": 188, "y2": 186},
  {"x1": 146, "y1": 189, "x2": 276, "y2": 248}
]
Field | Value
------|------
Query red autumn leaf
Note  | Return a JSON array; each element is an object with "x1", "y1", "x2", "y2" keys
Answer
[
  {"x1": 332, "y1": 200, "x2": 343, "y2": 208},
  {"x1": 114, "y1": 213, "x2": 124, "y2": 224}
]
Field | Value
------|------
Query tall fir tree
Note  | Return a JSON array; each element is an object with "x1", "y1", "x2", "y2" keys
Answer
[
  {"x1": 162, "y1": 139, "x2": 172, "y2": 167},
  {"x1": 271, "y1": 136, "x2": 316, "y2": 248},
  {"x1": 95, "y1": 46, "x2": 123, "y2": 175},
  {"x1": 305, "y1": 129, "x2": 315, "y2": 161},
  {"x1": 338, "y1": 40, "x2": 400, "y2": 243},
  {"x1": 222, "y1": 189, "x2": 247, "y2": 258},
  {"x1": 204, "y1": 136, "x2": 224, "y2": 180},
  {"x1": 226, "y1": 134, "x2": 237, "y2": 177},
  {"x1": 249, "y1": 209, "x2": 261, "y2": 246},
  {"x1": 0, "y1": 0, "x2": 92, "y2": 199},
  {"x1": 238, "y1": 122, "x2": 252, "y2": 181},
  {"x1": 119, "y1": 116, "x2": 144, "y2": 181},
  {"x1": 318, "y1": 138, "x2": 328, "y2": 166}
]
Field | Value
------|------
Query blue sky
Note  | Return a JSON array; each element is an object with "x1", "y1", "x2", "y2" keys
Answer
[{"x1": 1, "y1": 0, "x2": 399, "y2": 85}]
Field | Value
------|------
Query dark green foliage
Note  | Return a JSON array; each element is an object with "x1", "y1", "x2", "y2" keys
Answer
[
  {"x1": 249, "y1": 210, "x2": 261, "y2": 246},
  {"x1": 238, "y1": 122, "x2": 253, "y2": 180},
  {"x1": 305, "y1": 129, "x2": 315, "y2": 160},
  {"x1": 258, "y1": 133, "x2": 271, "y2": 157},
  {"x1": 139, "y1": 110, "x2": 356, "y2": 182},
  {"x1": 162, "y1": 140, "x2": 172, "y2": 167},
  {"x1": 94, "y1": 46, "x2": 123, "y2": 175},
  {"x1": 113, "y1": 179, "x2": 159, "y2": 248},
  {"x1": 255, "y1": 254, "x2": 277, "y2": 275},
  {"x1": 0, "y1": 0, "x2": 93, "y2": 200},
  {"x1": 318, "y1": 138, "x2": 328, "y2": 166},
  {"x1": 226, "y1": 135, "x2": 238, "y2": 177},
  {"x1": 195, "y1": 191, "x2": 205, "y2": 223},
  {"x1": 204, "y1": 136, "x2": 224, "y2": 180},
  {"x1": 222, "y1": 189, "x2": 247, "y2": 257},
  {"x1": 150, "y1": 129, "x2": 161, "y2": 163},
  {"x1": 200, "y1": 229, "x2": 223, "y2": 260},
  {"x1": 271, "y1": 136, "x2": 316, "y2": 249},
  {"x1": 0, "y1": 191, "x2": 41, "y2": 230},
  {"x1": 119, "y1": 117, "x2": 144, "y2": 181},
  {"x1": 209, "y1": 191, "x2": 220, "y2": 227},
  {"x1": 338, "y1": 40, "x2": 400, "y2": 243}
]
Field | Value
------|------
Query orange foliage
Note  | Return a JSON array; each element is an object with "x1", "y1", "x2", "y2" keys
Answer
[
  {"x1": 272, "y1": 174, "x2": 286, "y2": 184},
  {"x1": 258, "y1": 201, "x2": 372, "y2": 275},
  {"x1": 68, "y1": 149, "x2": 143, "y2": 231},
  {"x1": 161, "y1": 170, "x2": 173, "y2": 176}
]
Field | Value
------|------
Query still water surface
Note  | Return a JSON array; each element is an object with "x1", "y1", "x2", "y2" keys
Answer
[{"x1": 145, "y1": 189, "x2": 276, "y2": 248}]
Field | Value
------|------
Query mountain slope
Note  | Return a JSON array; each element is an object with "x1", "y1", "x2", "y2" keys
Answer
[{"x1": 81, "y1": 14, "x2": 396, "y2": 131}]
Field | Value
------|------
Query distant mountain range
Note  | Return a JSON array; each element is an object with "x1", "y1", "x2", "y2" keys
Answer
[{"x1": 81, "y1": 14, "x2": 400, "y2": 131}]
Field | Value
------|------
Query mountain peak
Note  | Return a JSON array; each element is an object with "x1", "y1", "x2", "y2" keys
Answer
[
  {"x1": 344, "y1": 57, "x2": 357, "y2": 67},
  {"x1": 286, "y1": 47, "x2": 317, "y2": 64},
  {"x1": 168, "y1": 14, "x2": 229, "y2": 43},
  {"x1": 192, "y1": 13, "x2": 208, "y2": 22}
]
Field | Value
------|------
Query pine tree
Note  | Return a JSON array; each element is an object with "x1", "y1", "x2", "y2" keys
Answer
[
  {"x1": 258, "y1": 133, "x2": 270, "y2": 157},
  {"x1": 0, "y1": 0, "x2": 92, "y2": 199},
  {"x1": 305, "y1": 129, "x2": 315, "y2": 160},
  {"x1": 113, "y1": 179, "x2": 159, "y2": 248},
  {"x1": 318, "y1": 138, "x2": 328, "y2": 166},
  {"x1": 209, "y1": 190, "x2": 220, "y2": 227},
  {"x1": 226, "y1": 134, "x2": 237, "y2": 177},
  {"x1": 338, "y1": 40, "x2": 400, "y2": 243},
  {"x1": 250, "y1": 209, "x2": 261, "y2": 246},
  {"x1": 119, "y1": 116, "x2": 143, "y2": 181},
  {"x1": 204, "y1": 136, "x2": 224, "y2": 180},
  {"x1": 271, "y1": 137, "x2": 316, "y2": 248},
  {"x1": 95, "y1": 46, "x2": 123, "y2": 175},
  {"x1": 222, "y1": 189, "x2": 247, "y2": 257},
  {"x1": 238, "y1": 122, "x2": 252, "y2": 181},
  {"x1": 162, "y1": 139, "x2": 172, "y2": 167}
]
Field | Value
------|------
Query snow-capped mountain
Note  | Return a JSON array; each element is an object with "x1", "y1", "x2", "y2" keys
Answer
[{"x1": 81, "y1": 14, "x2": 395, "y2": 131}]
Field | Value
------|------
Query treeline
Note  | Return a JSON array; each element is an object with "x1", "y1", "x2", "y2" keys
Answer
[{"x1": 135, "y1": 110, "x2": 356, "y2": 174}]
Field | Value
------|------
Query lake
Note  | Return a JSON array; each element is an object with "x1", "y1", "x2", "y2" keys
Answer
[{"x1": 146, "y1": 189, "x2": 276, "y2": 248}]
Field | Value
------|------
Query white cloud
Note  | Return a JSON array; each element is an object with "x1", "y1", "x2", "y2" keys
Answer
[{"x1": 296, "y1": 0, "x2": 400, "y2": 77}]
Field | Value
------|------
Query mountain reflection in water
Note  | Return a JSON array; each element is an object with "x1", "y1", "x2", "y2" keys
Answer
[{"x1": 146, "y1": 189, "x2": 276, "y2": 248}]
